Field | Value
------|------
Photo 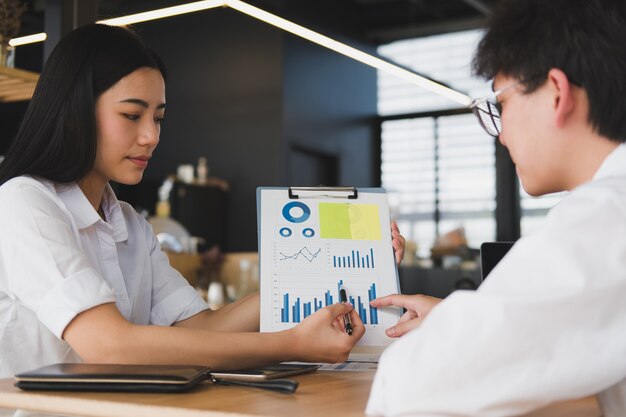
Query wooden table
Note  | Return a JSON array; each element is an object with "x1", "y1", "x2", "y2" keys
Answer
[{"x1": 0, "y1": 371, "x2": 601, "y2": 417}]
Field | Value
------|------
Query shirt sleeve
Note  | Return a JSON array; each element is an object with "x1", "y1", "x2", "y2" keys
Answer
[
  {"x1": 135, "y1": 215, "x2": 209, "y2": 326},
  {"x1": 0, "y1": 180, "x2": 116, "y2": 339},
  {"x1": 366, "y1": 185, "x2": 626, "y2": 416}
]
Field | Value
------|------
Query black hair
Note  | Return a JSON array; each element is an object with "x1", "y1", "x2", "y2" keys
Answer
[
  {"x1": 472, "y1": 0, "x2": 626, "y2": 142},
  {"x1": 0, "y1": 23, "x2": 167, "y2": 185}
]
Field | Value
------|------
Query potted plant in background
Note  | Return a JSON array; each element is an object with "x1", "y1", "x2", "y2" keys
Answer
[{"x1": 0, "y1": 0, "x2": 27, "y2": 67}]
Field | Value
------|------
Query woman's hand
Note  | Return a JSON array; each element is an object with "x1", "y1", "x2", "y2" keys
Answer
[
  {"x1": 290, "y1": 303, "x2": 365, "y2": 363},
  {"x1": 391, "y1": 221, "x2": 406, "y2": 265},
  {"x1": 370, "y1": 294, "x2": 442, "y2": 338}
]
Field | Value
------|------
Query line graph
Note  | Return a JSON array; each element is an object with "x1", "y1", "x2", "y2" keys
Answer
[
  {"x1": 279, "y1": 247, "x2": 322, "y2": 262},
  {"x1": 273, "y1": 244, "x2": 325, "y2": 272}
]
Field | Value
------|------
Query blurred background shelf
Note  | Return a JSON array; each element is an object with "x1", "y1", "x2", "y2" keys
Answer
[{"x1": 0, "y1": 66, "x2": 38, "y2": 102}]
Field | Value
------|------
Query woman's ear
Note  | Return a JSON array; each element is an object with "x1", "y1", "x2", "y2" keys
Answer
[{"x1": 547, "y1": 68, "x2": 575, "y2": 128}]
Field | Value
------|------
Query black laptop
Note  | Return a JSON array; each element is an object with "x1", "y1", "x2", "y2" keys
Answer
[{"x1": 479, "y1": 242, "x2": 515, "y2": 281}]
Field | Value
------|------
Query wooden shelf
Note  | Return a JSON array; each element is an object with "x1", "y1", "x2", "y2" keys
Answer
[{"x1": 0, "y1": 66, "x2": 38, "y2": 102}]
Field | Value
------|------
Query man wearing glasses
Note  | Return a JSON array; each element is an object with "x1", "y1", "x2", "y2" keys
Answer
[{"x1": 367, "y1": 0, "x2": 626, "y2": 416}]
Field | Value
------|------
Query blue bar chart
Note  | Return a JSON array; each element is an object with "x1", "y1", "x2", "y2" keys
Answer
[
  {"x1": 332, "y1": 248, "x2": 375, "y2": 270},
  {"x1": 280, "y1": 279, "x2": 379, "y2": 325}
]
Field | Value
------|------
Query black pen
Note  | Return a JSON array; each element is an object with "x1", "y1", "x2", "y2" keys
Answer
[{"x1": 339, "y1": 285, "x2": 353, "y2": 335}]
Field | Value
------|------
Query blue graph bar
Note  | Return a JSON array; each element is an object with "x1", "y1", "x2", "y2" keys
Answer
[
  {"x1": 281, "y1": 293, "x2": 289, "y2": 323},
  {"x1": 281, "y1": 281, "x2": 378, "y2": 325},
  {"x1": 332, "y1": 248, "x2": 375, "y2": 270},
  {"x1": 368, "y1": 283, "x2": 378, "y2": 325},
  {"x1": 358, "y1": 296, "x2": 367, "y2": 325},
  {"x1": 294, "y1": 298, "x2": 300, "y2": 323}
]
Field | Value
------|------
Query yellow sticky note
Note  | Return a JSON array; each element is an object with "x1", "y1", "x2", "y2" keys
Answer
[
  {"x1": 319, "y1": 203, "x2": 351, "y2": 239},
  {"x1": 349, "y1": 204, "x2": 381, "y2": 240},
  {"x1": 319, "y1": 203, "x2": 381, "y2": 240}
]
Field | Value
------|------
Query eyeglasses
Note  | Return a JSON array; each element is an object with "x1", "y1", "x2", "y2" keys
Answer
[{"x1": 470, "y1": 80, "x2": 522, "y2": 137}]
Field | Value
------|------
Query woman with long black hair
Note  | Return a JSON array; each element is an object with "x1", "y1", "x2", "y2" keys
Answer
[{"x1": 0, "y1": 23, "x2": 368, "y2": 377}]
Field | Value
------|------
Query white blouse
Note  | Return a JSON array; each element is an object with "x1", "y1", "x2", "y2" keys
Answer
[
  {"x1": 367, "y1": 144, "x2": 626, "y2": 417},
  {"x1": 0, "y1": 176, "x2": 209, "y2": 377}
]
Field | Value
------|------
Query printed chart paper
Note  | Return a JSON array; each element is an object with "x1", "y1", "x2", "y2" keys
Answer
[{"x1": 258, "y1": 188, "x2": 400, "y2": 348}]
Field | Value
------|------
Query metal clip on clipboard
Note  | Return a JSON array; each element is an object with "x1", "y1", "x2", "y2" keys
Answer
[{"x1": 288, "y1": 186, "x2": 358, "y2": 200}]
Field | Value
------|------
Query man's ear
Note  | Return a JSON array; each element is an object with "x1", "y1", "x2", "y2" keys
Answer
[{"x1": 547, "y1": 68, "x2": 575, "y2": 128}]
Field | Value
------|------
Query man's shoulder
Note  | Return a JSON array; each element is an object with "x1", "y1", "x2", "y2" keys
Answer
[
  {"x1": 576, "y1": 175, "x2": 626, "y2": 206},
  {"x1": 549, "y1": 176, "x2": 626, "y2": 222}
]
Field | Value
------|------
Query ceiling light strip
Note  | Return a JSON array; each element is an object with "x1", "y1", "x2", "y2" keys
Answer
[
  {"x1": 8, "y1": 32, "x2": 47, "y2": 47},
  {"x1": 8, "y1": 0, "x2": 226, "y2": 46},
  {"x1": 97, "y1": 0, "x2": 226, "y2": 26},
  {"x1": 8, "y1": 0, "x2": 471, "y2": 105},
  {"x1": 227, "y1": 0, "x2": 471, "y2": 106}
]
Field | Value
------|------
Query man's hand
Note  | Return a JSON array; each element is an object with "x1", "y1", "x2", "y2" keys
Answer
[{"x1": 370, "y1": 294, "x2": 442, "y2": 338}]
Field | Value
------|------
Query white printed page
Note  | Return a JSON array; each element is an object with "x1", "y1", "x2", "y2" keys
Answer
[{"x1": 258, "y1": 188, "x2": 400, "y2": 348}]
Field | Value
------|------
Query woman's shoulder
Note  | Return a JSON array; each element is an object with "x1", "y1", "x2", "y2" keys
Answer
[
  {"x1": 0, "y1": 176, "x2": 68, "y2": 225},
  {"x1": 117, "y1": 200, "x2": 153, "y2": 232},
  {"x1": 0, "y1": 175, "x2": 57, "y2": 200},
  {"x1": 117, "y1": 200, "x2": 145, "y2": 220}
]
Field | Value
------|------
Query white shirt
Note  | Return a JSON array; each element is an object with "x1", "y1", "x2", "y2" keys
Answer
[
  {"x1": 367, "y1": 144, "x2": 626, "y2": 417},
  {"x1": 0, "y1": 177, "x2": 209, "y2": 378}
]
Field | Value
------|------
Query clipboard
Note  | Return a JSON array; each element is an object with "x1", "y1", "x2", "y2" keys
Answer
[
  {"x1": 256, "y1": 186, "x2": 401, "y2": 362},
  {"x1": 287, "y1": 186, "x2": 358, "y2": 199}
]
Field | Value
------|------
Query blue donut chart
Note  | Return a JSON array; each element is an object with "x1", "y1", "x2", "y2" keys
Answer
[
  {"x1": 279, "y1": 227, "x2": 292, "y2": 237},
  {"x1": 282, "y1": 201, "x2": 311, "y2": 223},
  {"x1": 302, "y1": 228, "x2": 315, "y2": 238}
]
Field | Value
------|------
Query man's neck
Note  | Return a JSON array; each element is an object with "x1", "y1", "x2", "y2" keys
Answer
[{"x1": 563, "y1": 134, "x2": 620, "y2": 190}]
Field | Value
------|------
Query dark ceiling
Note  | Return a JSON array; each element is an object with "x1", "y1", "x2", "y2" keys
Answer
[
  {"x1": 242, "y1": 0, "x2": 498, "y2": 44},
  {"x1": 19, "y1": 0, "x2": 497, "y2": 46}
]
